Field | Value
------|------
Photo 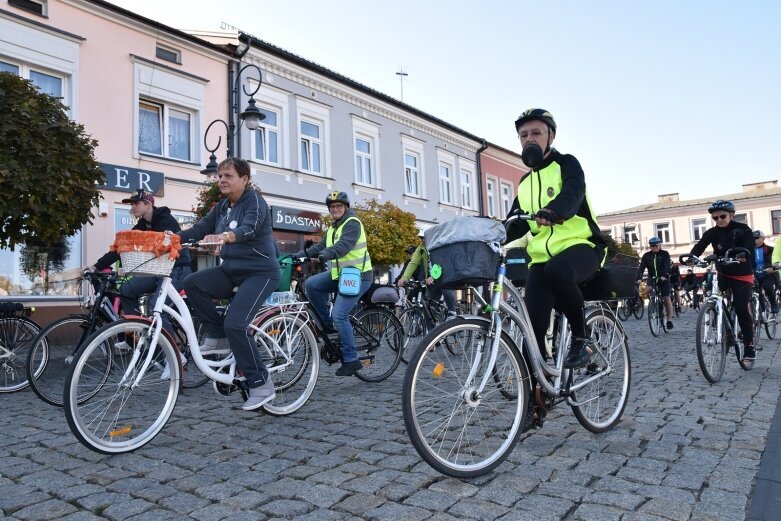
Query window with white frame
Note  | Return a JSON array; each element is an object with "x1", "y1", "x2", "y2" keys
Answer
[
  {"x1": 772, "y1": 210, "x2": 781, "y2": 235},
  {"x1": 402, "y1": 135, "x2": 425, "y2": 198},
  {"x1": 439, "y1": 162, "x2": 452, "y2": 204},
  {"x1": 297, "y1": 98, "x2": 331, "y2": 177},
  {"x1": 486, "y1": 177, "x2": 497, "y2": 217},
  {"x1": 132, "y1": 57, "x2": 204, "y2": 164},
  {"x1": 655, "y1": 222, "x2": 671, "y2": 243},
  {"x1": 623, "y1": 224, "x2": 639, "y2": 244},
  {"x1": 300, "y1": 119, "x2": 322, "y2": 174},
  {"x1": 354, "y1": 136, "x2": 373, "y2": 185},
  {"x1": 254, "y1": 107, "x2": 280, "y2": 165},
  {"x1": 734, "y1": 213, "x2": 748, "y2": 224},
  {"x1": 1, "y1": 59, "x2": 66, "y2": 102},
  {"x1": 460, "y1": 169, "x2": 473, "y2": 209},
  {"x1": 138, "y1": 100, "x2": 192, "y2": 161},
  {"x1": 500, "y1": 182, "x2": 512, "y2": 218},
  {"x1": 691, "y1": 218, "x2": 707, "y2": 241}
]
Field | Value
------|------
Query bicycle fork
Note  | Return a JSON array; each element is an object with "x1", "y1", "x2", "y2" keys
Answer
[{"x1": 119, "y1": 315, "x2": 164, "y2": 389}]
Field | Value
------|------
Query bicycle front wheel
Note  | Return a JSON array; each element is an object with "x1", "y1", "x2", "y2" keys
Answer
[
  {"x1": 765, "y1": 299, "x2": 778, "y2": 340},
  {"x1": 353, "y1": 307, "x2": 403, "y2": 382},
  {"x1": 253, "y1": 311, "x2": 319, "y2": 416},
  {"x1": 632, "y1": 298, "x2": 644, "y2": 319},
  {"x1": 648, "y1": 296, "x2": 661, "y2": 337},
  {"x1": 616, "y1": 299, "x2": 632, "y2": 321},
  {"x1": 695, "y1": 302, "x2": 726, "y2": 383},
  {"x1": 402, "y1": 318, "x2": 529, "y2": 478},
  {"x1": 0, "y1": 315, "x2": 41, "y2": 392},
  {"x1": 64, "y1": 318, "x2": 180, "y2": 454},
  {"x1": 27, "y1": 315, "x2": 92, "y2": 406},
  {"x1": 399, "y1": 307, "x2": 426, "y2": 363},
  {"x1": 570, "y1": 307, "x2": 631, "y2": 432}
]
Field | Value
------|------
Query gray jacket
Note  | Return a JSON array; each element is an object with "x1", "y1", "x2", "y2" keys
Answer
[{"x1": 180, "y1": 189, "x2": 280, "y2": 278}]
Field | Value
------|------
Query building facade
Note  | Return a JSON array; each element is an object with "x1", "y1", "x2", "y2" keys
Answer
[
  {"x1": 0, "y1": 0, "x2": 234, "y2": 300},
  {"x1": 480, "y1": 142, "x2": 527, "y2": 219},
  {"x1": 598, "y1": 180, "x2": 781, "y2": 259}
]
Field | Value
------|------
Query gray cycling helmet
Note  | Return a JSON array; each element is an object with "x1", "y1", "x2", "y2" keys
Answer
[
  {"x1": 514, "y1": 108, "x2": 557, "y2": 133},
  {"x1": 707, "y1": 199, "x2": 735, "y2": 214}
]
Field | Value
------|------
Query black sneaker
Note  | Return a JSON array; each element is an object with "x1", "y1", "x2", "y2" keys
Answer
[
  {"x1": 744, "y1": 345, "x2": 756, "y2": 361},
  {"x1": 335, "y1": 360, "x2": 363, "y2": 376},
  {"x1": 666, "y1": 321, "x2": 674, "y2": 330},
  {"x1": 563, "y1": 337, "x2": 595, "y2": 369}
]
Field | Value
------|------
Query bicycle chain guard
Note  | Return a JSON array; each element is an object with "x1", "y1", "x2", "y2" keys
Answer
[{"x1": 321, "y1": 341, "x2": 341, "y2": 364}]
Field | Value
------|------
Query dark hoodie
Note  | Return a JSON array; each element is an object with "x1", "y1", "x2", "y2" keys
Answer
[
  {"x1": 94, "y1": 206, "x2": 191, "y2": 270},
  {"x1": 690, "y1": 220, "x2": 754, "y2": 277}
]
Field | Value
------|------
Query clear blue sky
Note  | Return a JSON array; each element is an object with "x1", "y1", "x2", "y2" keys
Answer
[{"x1": 109, "y1": 0, "x2": 781, "y2": 213}]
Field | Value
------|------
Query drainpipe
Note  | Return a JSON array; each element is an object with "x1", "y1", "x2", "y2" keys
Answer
[{"x1": 475, "y1": 139, "x2": 488, "y2": 217}]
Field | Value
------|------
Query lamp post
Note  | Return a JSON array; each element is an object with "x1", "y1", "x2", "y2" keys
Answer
[{"x1": 200, "y1": 63, "x2": 266, "y2": 176}]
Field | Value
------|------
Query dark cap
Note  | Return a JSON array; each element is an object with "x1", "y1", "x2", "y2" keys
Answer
[{"x1": 121, "y1": 189, "x2": 155, "y2": 205}]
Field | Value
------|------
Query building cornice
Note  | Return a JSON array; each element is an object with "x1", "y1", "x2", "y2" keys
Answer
[{"x1": 0, "y1": 7, "x2": 85, "y2": 42}]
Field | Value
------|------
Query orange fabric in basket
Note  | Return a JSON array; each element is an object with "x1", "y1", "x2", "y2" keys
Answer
[{"x1": 110, "y1": 231, "x2": 181, "y2": 260}]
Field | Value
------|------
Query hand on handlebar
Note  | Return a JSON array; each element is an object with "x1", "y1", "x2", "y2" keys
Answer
[
  {"x1": 534, "y1": 208, "x2": 559, "y2": 227},
  {"x1": 425, "y1": 276, "x2": 434, "y2": 285},
  {"x1": 397, "y1": 278, "x2": 407, "y2": 287}
]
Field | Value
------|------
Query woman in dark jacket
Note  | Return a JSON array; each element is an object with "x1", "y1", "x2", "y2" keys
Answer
[{"x1": 178, "y1": 158, "x2": 280, "y2": 411}]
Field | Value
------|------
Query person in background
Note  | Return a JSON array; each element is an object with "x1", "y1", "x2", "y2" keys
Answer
[
  {"x1": 636, "y1": 237, "x2": 675, "y2": 330},
  {"x1": 753, "y1": 230, "x2": 779, "y2": 314},
  {"x1": 178, "y1": 158, "x2": 280, "y2": 411},
  {"x1": 397, "y1": 243, "x2": 458, "y2": 328}
]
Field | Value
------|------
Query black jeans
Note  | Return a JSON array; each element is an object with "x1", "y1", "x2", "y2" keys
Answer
[
  {"x1": 524, "y1": 244, "x2": 600, "y2": 358},
  {"x1": 719, "y1": 275, "x2": 754, "y2": 346}
]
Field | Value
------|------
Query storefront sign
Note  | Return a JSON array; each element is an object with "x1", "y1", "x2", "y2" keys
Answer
[
  {"x1": 99, "y1": 163, "x2": 165, "y2": 195},
  {"x1": 271, "y1": 206, "x2": 325, "y2": 233}
]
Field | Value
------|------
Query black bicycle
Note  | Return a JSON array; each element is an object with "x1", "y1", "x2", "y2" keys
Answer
[
  {"x1": 0, "y1": 302, "x2": 41, "y2": 393},
  {"x1": 617, "y1": 285, "x2": 644, "y2": 321},
  {"x1": 646, "y1": 278, "x2": 668, "y2": 337}
]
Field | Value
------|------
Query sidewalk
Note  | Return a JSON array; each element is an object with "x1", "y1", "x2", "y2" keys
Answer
[{"x1": 748, "y1": 388, "x2": 781, "y2": 520}]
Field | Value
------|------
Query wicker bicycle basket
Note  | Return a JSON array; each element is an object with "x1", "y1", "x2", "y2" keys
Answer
[{"x1": 112, "y1": 230, "x2": 181, "y2": 277}]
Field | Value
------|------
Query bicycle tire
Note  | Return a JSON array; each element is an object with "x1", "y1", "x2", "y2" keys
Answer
[
  {"x1": 616, "y1": 299, "x2": 632, "y2": 321},
  {"x1": 648, "y1": 296, "x2": 661, "y2": 337},
  {"x1": 0, "y1": 315, "x2": 42, "y2": 392},
  {"x1": 633, "y1": 298, "x2": 644, "y2": 319},
  {"x1": 26, "y1": 315, "x2": 94, "y2": 406},
  {"x1": 353, "y1": 307, "x2": 403, "y2": 382},
  {"x1": 676, "y1": 293, "x2": 687, "y2": 315},
  {"x1": 765, "y1": 296, "x2": 778, "y2": 340},
  {"x1": 64, "y1": 318, "x2": 180, "y2": 454},
  {"x1": 695, "y1": 302, "x2": 727, "y2": 383},
  {"x1": 179, "y1": 320, "x2": 210, "y2": 389},
  {"x1": 402, "y1": 317, "x2": 529, "y2": 478},
  {"x1": 399, "y1": 307, "x2": 426, "y2": 364},
  {"x1": 570, "y1": 306, "x2": 631, "y2": 433},
  {"x1": 252, "y1": 311, "x2": 319, "y2": 416},
  {"x1": 751, "y1": 293, "x2": 762, "y2": 345}
]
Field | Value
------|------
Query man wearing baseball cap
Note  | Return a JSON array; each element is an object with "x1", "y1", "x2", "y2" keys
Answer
[{"x1": 86, "y1": 189, "x2": 192, "y2": 329}]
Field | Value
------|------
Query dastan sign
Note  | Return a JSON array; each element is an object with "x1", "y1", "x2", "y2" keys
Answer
[
  {"x1": 99, "y1": 163, "x2": 165, "y2": 195},
  {"x1": 271, "y1": 206, "x2": 325, "y2": 233}
]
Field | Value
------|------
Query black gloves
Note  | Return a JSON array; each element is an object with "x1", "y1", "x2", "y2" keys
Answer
[{"x1": 536, "y1": 208, "x2": 558, "y2": 224}]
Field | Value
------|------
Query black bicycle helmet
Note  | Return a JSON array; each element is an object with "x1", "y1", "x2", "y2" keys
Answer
[
  {"x1": 514, "y1": 108, "x2": 557, "y2": 133},
  {"x1": 325, "y1": 191, "x2": 350, "y2": 207},
  {"x1": 753, "y1": 230, "x2": 764, "y2": 239},
  {"x1": 707, "y1": 199, "x2": 735, "y2": 214}
]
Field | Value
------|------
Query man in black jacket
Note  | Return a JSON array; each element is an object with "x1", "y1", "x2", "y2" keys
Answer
[
  {"x1": 86, "y1": 189, "x2": 192, "y2": 322},
  {"x1": 636, "y1": 236, "x2": 675, "y2": 329},
  {"x1": 753, "y1": 230, "x2": 779, "y2": 314},
  {"x1": 689, "y1": 200, "x2": 756, "y2": 361}
]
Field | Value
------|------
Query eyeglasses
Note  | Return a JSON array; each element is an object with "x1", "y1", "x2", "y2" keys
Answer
[
  {"x1": 519, "y1": 129, "x2": 548, "y2": 141},
  {"x1": 650, "y1": 244, "x2": 661, "y2": 247},
  {"x1": 712, "y1": 214, "x2": 730, "y2": 221},
  {"x1": 328, "y1": 204, "x2": 345, "y2": 211}
]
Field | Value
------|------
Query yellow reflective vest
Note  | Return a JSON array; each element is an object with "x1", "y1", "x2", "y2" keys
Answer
[{"x1": 326, "y1": 216, "x2": 372, "y2": 280}]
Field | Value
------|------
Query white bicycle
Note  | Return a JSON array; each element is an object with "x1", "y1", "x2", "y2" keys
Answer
[{"x1": 63, "y1": 241, "x2": 319, "y2": 454}]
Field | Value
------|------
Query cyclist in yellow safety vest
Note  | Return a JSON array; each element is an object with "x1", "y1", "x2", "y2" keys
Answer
[
  {"x1": 294, "y1": 191, "x2": 373, "y2": 376},
  {"x1": 505, "y1": 108, "x2": 606, "y2": 370}
]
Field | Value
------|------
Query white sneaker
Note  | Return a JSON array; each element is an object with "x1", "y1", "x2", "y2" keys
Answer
[
  {"x1": 114, "y1": 340, "x2": 131, "y2": 353},
  {"x1": 160, "y1": 351, "x2": 187, "y2": 380},
  {"x1": 242, "y1": 379, "x2": 276, "y2": 411},
  {"x1": 200, "y1": 337, "x2": 231, "y2": 356}
]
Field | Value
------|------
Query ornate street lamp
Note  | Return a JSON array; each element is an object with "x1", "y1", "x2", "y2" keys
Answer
[{"x1": 200, "y1": 63, "x2": 266, "y2": 176}]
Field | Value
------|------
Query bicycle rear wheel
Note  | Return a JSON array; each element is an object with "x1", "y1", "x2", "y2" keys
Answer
[
  {"x1": 252, "y1": 311, "x2": 319, "y2": 416},
  {"x1": 570, "y1": 307, "x2": 630, "y2": 432},
  {"x1": 64, "y1": 318, "x2": 180, "y2": 454},
  {"x1": 402, "y1": 318, "x2": 529, "y2": 478},
  {"x1": 179, "y1": 319, "x2": 209, "y2": 389},
  {"x1": 0, "y1": 315, "x2": 42, "y2": 392},
  {"x1": 765, "y1": 297, "x2": 778, "y2": 340},
  {"x1": 353, "y1": 307, "x2": 403, "y2": 382},
  {"x1": 648, "y1": 296, "x2": 661, "y2": 337},
  {"x1": 26, "y1": 315, "x2": 92, "y2": 406},
  {"x1": 616, "y1": 299, "x2": 632, "y2": 321},
  {"x1": 632, "y1": 298, "x2": 644, "y2": 319},
  {"x1": 695, "y1": 302, "x2": 726, "y2": 383},
  {"x1": 399, "y1": 307, "x2": 426, "y2": 364}
]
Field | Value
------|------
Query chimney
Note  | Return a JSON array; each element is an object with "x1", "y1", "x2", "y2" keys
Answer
[
  {"x1": 742, "y1": 180, "x2": 778, "y2": 192},
  {"x1": 658, "y1": 193, "x2": 679, "y2": 203}
]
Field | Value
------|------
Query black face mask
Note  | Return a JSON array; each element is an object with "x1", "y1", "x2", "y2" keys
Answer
[{"x1": 521, "y1": 143, "x2": 544, "y2": 169}]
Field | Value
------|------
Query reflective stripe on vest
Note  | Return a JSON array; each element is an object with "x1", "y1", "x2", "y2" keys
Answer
[{"x1": 326, "y1": 216, "x2": 373, "y2": 280}]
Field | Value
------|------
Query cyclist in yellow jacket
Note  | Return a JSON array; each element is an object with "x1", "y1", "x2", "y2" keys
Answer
[
  {"x1": 294, "y1": 191, "x2": 373, "y2": 376},
  {"x1": 505, "y1": 109, "x2": 606, "y2": 369}
]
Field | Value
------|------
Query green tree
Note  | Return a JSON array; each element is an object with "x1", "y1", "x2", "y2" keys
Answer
[
  {"x1": 0, "y1": 73, "x2": 104, "y2": 250},
  {"x1": 602, "y1": 232, "x2": 638, "y2": 259},
  {"x1": 323, "y1": 199, "x2": 420, "y2": 267}
]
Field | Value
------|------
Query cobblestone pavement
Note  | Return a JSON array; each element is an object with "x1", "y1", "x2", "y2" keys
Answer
[{"x1": 2, "y1": 309, "x2": 780, "y2": 521}]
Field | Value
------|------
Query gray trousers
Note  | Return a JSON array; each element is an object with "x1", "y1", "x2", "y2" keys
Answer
[{"x1": 182, "y1": 267, "x2": 280, "y2": 388}]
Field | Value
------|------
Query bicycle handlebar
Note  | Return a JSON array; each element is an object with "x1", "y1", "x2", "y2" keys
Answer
[{"x1": 679, "y1": 247, "x2": 751, "y2": 268}]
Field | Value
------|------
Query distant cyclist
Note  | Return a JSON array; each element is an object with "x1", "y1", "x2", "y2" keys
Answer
[
  {"x1": 753, "y1": 230, "x2": 779, "y2": 314},
  {"x1": 688, "y1": 200, "x2": 755, "y2": 361},
  {"x1": 636, "y1": 237, "x2": 675, "y2": 329}
]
